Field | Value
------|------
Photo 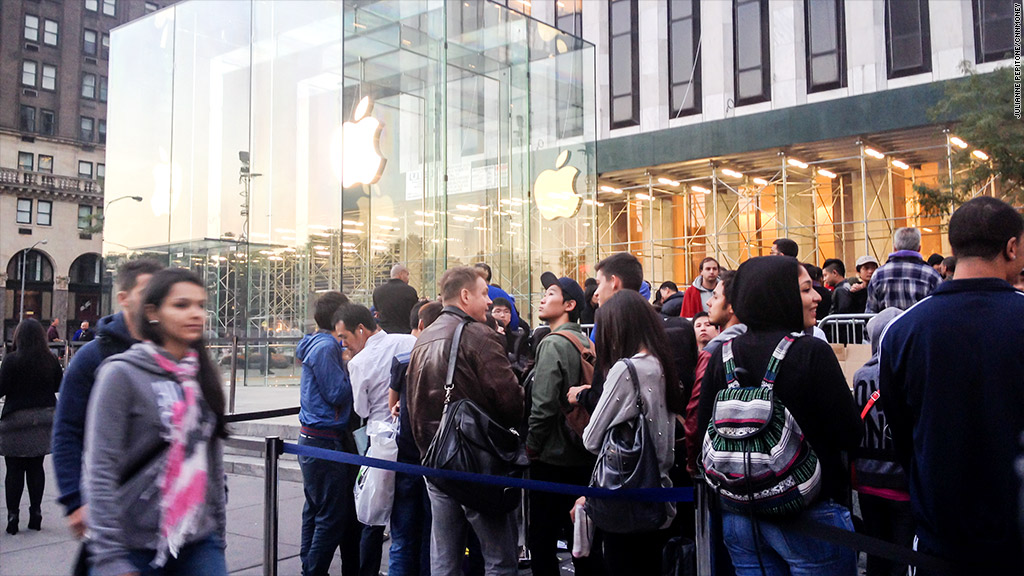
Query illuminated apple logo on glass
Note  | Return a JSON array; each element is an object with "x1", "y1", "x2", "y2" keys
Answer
[
  {"x1": 533, "y1": 150, "x2": 581, "y2": 220},
  {"x1": 338, "y1": 96, "x2": 386, "y2": 188}
]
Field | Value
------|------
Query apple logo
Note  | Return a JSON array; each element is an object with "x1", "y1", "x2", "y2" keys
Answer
[
  {"x1": 339, "y1": 96, "x2": 386, "y2": 188},
  {"x1": 533, "y1": 149, "x2": 581, "y2": 220}
]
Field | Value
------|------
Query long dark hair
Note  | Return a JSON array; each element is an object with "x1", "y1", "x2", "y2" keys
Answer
[
  {"x1": 12, "y1": 318, "x2": 50, "y2": 359},
  {"x1": 138, "y1": 268, "x2": 226, "y2": 437},
  {"x1": 594, "y1": 290, "x2": 684, "y2": 414}
]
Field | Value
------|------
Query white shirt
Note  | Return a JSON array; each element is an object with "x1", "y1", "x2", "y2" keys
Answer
[{"x1": 348, "y1": 330, "x2": 417, "y2": 423}]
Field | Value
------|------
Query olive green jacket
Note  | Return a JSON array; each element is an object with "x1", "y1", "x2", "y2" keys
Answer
[{"x1": 526, "y1": 323, "x2": 595, "y2": 467}]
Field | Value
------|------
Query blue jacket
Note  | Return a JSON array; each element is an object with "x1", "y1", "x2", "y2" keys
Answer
[
  {"x1": 879, "y1": 278, "x2": 1024, "y2": 567},
  {"x1": 52, "y1": 312, "x2": 137, "y2": 515},
  {"x1": 488, "y1": 285, "x2": 520, "y2": 330},
  {"x1": 296, "y1": 331, "x2": 353, "y2": 431}
]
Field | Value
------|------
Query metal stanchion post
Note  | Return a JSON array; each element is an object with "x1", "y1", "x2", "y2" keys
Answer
[
  {"x1": 263, "y1": 436, "x2": 282, "y2": 576},
  {"x1": 695, "y1": 482, "x2": 713, "y2": 576},
  {"x1": 229, "y1": 336, "x2": 238, "y2": 414}
]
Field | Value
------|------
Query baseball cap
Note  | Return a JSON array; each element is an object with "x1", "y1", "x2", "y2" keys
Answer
[
  {"x1": 855, "y1": 255, "x2": 879, "y2": 269},
  {"x1": 540, "y1": 271, "x2": 585, "y2": 313}
]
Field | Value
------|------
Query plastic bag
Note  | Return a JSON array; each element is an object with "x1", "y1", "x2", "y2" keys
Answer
[
  {"x1": 572, "y1": 502, "x2": 594, "y2": 558},
  {"x1": 353, "y1": 419, "x2": 399, "y2": 526}
]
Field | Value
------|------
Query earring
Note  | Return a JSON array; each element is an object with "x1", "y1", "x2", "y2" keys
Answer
[{"x1": 148, "y1": 319, "x2": 159, "y2": 325}]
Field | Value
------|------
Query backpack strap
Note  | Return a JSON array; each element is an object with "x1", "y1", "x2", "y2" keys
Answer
[
  {"x1": 622, "y1": 357, "x2": 644, "y2": 414},
  {"x1": 722, "y1": 339, "x2": 738, "y2": 388},
  {"x1": 547, "y1": 331, "x2": 593, "y2": 359},
  {"x1": 442, "y1": 320, "x2": 471, "y2": 406},
  {"x1": 760, "y1": 333, "x2": 801, "y2": 390}
]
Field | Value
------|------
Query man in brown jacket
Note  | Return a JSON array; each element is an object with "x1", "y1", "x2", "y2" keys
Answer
[{"x1": 407, "y1": 266, "x2": 524, "y2": 576}]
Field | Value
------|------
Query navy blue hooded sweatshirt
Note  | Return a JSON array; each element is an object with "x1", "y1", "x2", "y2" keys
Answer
[
  {"x1": 52, "y1": 312, "x2": 137, "y2": 515},
  {"x1": 879, "y1": 278, "x2": 1024, "y2": 569}
]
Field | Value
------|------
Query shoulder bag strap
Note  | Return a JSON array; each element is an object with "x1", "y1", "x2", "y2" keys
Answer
[
  {"x1": 622, "y1": 358, "x2": 645, "y2": 415},
  {"x1": 548, "y1": 331, "x2": 593, "y2": 358},
  {"x1": 760, "y1": 333, "x2": 800, "y2": 390},
  {"x1": 442, "y1": 320, "x2": 470, "y2": 407},
  {"x1": 722, "y1": 339, "x2": 738, "y2": 388}
]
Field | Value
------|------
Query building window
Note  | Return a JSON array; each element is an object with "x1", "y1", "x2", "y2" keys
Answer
[
  {"x1": 41, "y1": 64, "x2": 57, "y2": 91},
  {"x1": 25, "y1": 14, "x2": 40, "y2": 42},
  {"x1": 555, "y1": 0, "x2": 582, "y2": 35},
  {"x1": 101, "y1": 33, "x2": 110, "y2": 59},
  {"x1": 84, "y1": 29, "x2": 97, "y2": 56},
  {"x1": 98, "y1": 120, "x2": 106, "y2": 144},
  {"x1": 80, "y1": 117, "x2": 95, "y2": 141},
  {"x1": 609, "y1": 0, "x2": 639, "y2": 128},
  {"x1": 669, "y1": 0, "x2": 702, "y2": 117},
  {"x1": 85, "y1": 0, "x2": 98, "y2": 12},
  {"x1": 38, "y1": 155, "x2": 53, "y2": 173},
  {"x1": 43, "y1": 19, "x2": 58, "y2": 46},
  {"x1": 974, "y1": 0, "x2": 1015, "y2": 63},
  {"x1": 78, "y1": 205, "x2": 94, "y2": 230},
  {"x1": 734, "y1": 0, "x2": 771, "y2": 105},
  {"x1": 37, "y1": 201, "x2": 52, "y2": 226},
  {"x1": 78, "y1": 161, "x2": 93, "y2": 179},
  {"x1": 40, "y1": 109, "x2": 56, "y2": 135},
  {"x1": 82, "y1": 73, "x2": 96, "y2": 99},
  {"x1": 99, "y1": 76, "x2": 108, "y2": 102},
  {"x1": 20, "y1": 106, "x2": 36, "y2": 132},
  {"x1": 97, "y1": 163, "x2": 105, "y2": 180},
  {"x1": 805, "y1": 0, "x2": 846, "y2": 92},
  {"x1": 22, "y1": 61, "x2": 37, "y2": 87},
  {"x1": 18, "y1": 152, "x2": 34, "y2": 172},
  {"x1": 145, "y1": 2, "x2": 158, "y2": 12},
  {"x1": 885, "y1": 0, "x2": 931, "y2": 78},
  {"x1": 18, "y1": 199, "x2": 33, "y2": 224},
  {"x1": 102, "y1": 0, "x2": 116, "y2": 16}
]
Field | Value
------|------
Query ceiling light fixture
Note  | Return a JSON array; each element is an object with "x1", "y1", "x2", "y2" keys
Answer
[
  {"x1": 691, "y1": 185, "x2": 711, "y2": 194},
  {"x1": 753, "y1": 177, "x2": 769, "y2": 186},
  {"x1": 817, "y1": 169, "x2": 837, "y2": 179},
  {"x1": 864, "y1": 147, "x2": 885, "y2": 159},
  {"x1": 891, "y1": 160, "x2": 910, "y2": 170},
  {"x1": 950, "y1": 136, "x2": 968, "y2": 149},
  {"x1": 600, "y1": 185, "x2": 623, "y2": 194},
  {"x1": 787, "y1": 158, "x2": 808, "y2": 169},
  {"x1": 721, "y1": 168, "x2": 744, "y2": 178},
  {"x1": 657, "y1": 177, "x2": 680, "y2": 187},
  {"x1": 635, "y1": 193, "x2": 652, "y2": 201},
  {"x1": 972, "y1": 150, "x2": 990, "y2": 161}
]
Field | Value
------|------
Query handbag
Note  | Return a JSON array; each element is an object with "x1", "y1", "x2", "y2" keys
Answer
[
  {"x1": 0, "y1": 406, "x2": 55, "y2": 457},
  {"x1": 586, "y1": 358, "x2": 668, "y2": 533},
  {"x1": 422, "y1": 319, "x2": 529, "y2": 515}
]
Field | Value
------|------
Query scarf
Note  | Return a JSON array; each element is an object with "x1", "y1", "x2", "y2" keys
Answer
[{"x1": 143, "y1": 342, "x2": 210, "y2": 566}]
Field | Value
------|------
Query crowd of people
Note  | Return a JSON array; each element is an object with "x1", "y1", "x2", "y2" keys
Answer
[{"x1": 0, "y1": 197, "x2": 1020, "y2": 576}]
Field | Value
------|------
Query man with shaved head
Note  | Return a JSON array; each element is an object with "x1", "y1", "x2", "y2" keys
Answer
[{"x1": 373, "y1": 263, "x2": 419, "y2": 334}]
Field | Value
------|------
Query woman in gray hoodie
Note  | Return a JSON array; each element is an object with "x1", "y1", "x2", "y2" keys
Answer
[{"x1": 84, "y1": 269, "x2": 227, "y2": 576}]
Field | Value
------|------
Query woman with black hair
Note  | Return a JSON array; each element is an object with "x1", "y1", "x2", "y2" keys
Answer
[
  {"x1": 580, "y1": 283, "x2": 599, "y2": 325},
  {"x1": 696, "y1": 256, "x2": 862, "y2": 575},
  {"x1": 0, "y1": 318, "x2": 62, "y2": 534},
  {"x1": 84, "y1": 268, "x2": 228, "y2": 576},
  {"x1": 577, "y1": 290, "x2": 685, "y2": 575}
]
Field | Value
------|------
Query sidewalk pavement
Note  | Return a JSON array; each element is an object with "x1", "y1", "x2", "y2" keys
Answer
[{"x1": 0, "y1": 457, "x2": 340, "y2": 575}]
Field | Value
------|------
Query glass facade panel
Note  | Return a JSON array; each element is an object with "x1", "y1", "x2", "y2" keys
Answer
[{"x1": 105, "y1": 0, "x2": 596, "y2": 384}]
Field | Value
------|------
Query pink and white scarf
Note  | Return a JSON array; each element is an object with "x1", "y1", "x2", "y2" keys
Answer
[{"x1": 144, "y1": 342, "x2": 210, "y2": 566}]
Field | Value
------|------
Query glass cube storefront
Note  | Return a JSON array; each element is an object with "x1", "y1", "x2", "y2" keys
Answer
[{"x1": 104, "y1": 0, "x2": 597, "y2": 353}]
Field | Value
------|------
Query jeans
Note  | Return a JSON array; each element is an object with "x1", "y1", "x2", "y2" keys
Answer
[
  {"x1": 298, "y1": 433, "x2": 360, "y2": 576},
  {"x1": 118, "y1": 534, "x2": 227, "y2": 576},
  {"x1": 5, "y1": 456, "x2": 45, "y2": 514},
  {"x1": 389, "y1": 472, "x2": 431, "y2": 576},
  {"x1": 858, "y1": 494, "x2": 914, "y2": 576},
  {"x1": 722, "y1": 500, "x2": 857, "y2": 576},
  {"x1": 360, "y1": 524, "x2": 385, "y2": 576},
  {"x1": 425, "y1": 480, "x2": 518, "y2": 576}
]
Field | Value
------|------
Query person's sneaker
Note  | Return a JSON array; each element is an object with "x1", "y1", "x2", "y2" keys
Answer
[{"x1": 517, "y1": 546, "x2": 531, "y2": 569}]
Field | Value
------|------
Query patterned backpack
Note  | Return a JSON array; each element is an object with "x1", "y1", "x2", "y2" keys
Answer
[{"x1": 701, "y1": 333, "x2": 822, "y2": 517}]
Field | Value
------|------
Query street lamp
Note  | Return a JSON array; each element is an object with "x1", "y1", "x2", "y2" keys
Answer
[
  {"x1": 106, "y1": 195, "x2": 143, "y2": 210},
  {"x1": 91, "y1": 196, "x2": 143, "y2": 232},
  {"x1": 19, "y1": 239, "x2": 48, "y2": 322}
]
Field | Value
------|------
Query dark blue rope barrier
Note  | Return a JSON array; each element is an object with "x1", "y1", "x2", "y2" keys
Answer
[{"x1": 283, "y1": 441, "x2": 694, "y2": 503}]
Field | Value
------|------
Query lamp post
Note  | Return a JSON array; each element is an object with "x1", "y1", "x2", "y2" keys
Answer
[
  {"x1": 96, "y1": 195, "x2": 143, "y2": 231},
  {"x1": 19, "y1": 239, "x2": 48, "y2": 322}
]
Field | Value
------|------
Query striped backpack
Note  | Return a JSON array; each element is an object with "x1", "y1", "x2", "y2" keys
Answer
[{"x1": 700, "y1": 333, "x2": 822, "y2": 517}]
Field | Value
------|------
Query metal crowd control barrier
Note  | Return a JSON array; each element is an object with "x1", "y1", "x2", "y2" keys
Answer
[{"x1": 818, "y1": 313, "x2": 875, "y2": 344}]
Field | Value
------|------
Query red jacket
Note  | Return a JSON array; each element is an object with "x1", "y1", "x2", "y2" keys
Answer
[{"x1": 680, "y1": 285, "x2": 708, "y2": 318}]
